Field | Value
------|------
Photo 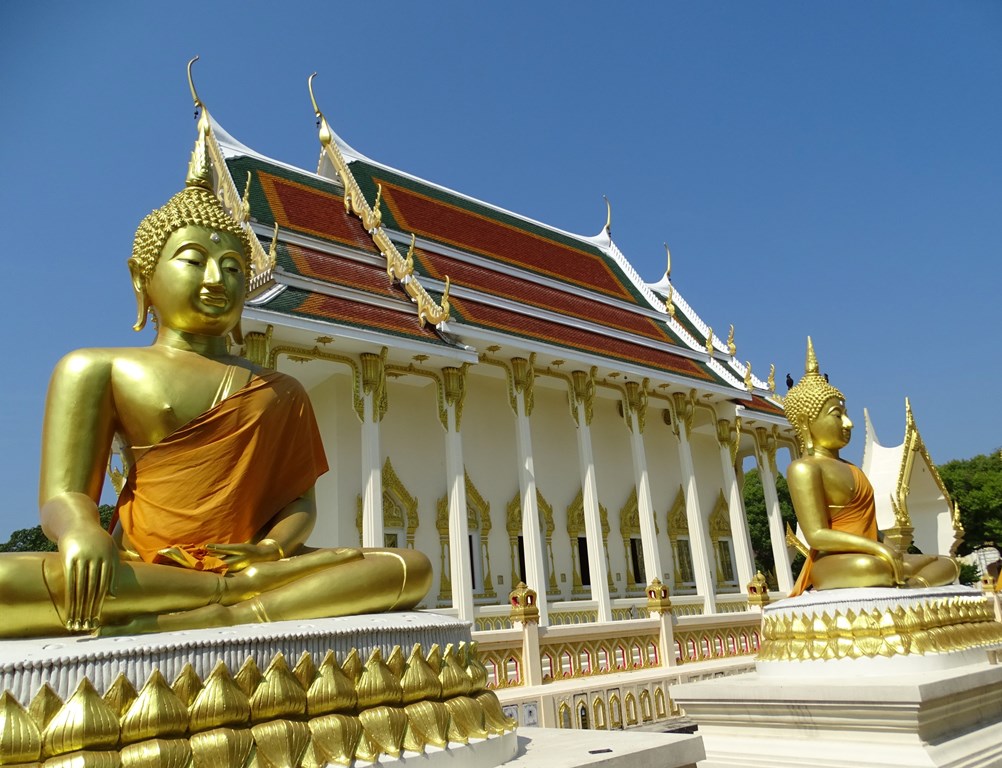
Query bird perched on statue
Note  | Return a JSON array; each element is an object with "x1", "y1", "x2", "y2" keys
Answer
[{"x1": 786, "y1": 373, "x2": 794, "y2": 390}]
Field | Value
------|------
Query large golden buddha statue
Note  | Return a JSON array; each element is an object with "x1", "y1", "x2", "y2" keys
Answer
[
  {"x1": 785, "y1": 338, "x2": 957, "y2": 595},
  {"x1": 0, "y1": 121, "x2": 431, "y2": 638}
]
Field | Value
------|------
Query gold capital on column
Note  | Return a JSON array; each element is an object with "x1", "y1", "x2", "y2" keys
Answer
[
  {"x1": 360, "y1": 349, "x2": 388, "y2": 422},
  {"x1": 624, "y1": 379, "x2": 649, "y2": 433},
  {"x1": 716, "y1": 417, "x2": 741, "y2": 465},
  {"x1": 754, "y1": 426, "x2": 778, "y2": 475},
  {"x1": 670, "y1": 391, "x2": 695, "y2": 437},
  {"x1": 511, "y1": 355, "x2": 536, "y2": 416},
  {"x1": 243, "y1": 324, "x2": 274, "y2": 367},
  {"x1": 570, "y1": 368, "x2": 596, "y2": 426},
  {"x1": 442, "y1": 365, "x2": 468, "y2": 430}
]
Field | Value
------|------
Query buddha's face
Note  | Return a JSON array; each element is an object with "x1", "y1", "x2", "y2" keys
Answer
[
  {"x1": 808, "y1": 396, "x2": 853, "y2": 452},
  {"x1": 144, "y1": 224, "x2": 247, "y2": 336}
]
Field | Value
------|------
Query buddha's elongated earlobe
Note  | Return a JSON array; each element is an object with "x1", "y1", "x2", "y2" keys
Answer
[
  {"x1": 801, "y1": 417, "x2": 814, "y2": 456},
  {"x1": 230, "y1": 320, "x2": 244, "y2": 346},
  {"x1": 128, "y1": 258, "x2": 150, "y2": 332}
]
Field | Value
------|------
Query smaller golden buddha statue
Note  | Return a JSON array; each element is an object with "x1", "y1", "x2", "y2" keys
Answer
[
  {"x1": 0, "y1": 118, "x2": 431, "y2": 638},
  {"x1": 785, "y1": 338, "x2": 958, "y2": 595}
]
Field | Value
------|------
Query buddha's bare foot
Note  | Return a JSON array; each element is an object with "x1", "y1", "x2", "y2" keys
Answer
[{"x1": 221, "y1": 547, "x2": 363, "y2": 605}]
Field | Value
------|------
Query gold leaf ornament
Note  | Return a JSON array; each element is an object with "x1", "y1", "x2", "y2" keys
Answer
[
  {"x1": 42, "y1": 679, "x2": 119, "y2": 757},
  {"x1": 0, "y1": 691, "x2": 42, "y2": 764}
]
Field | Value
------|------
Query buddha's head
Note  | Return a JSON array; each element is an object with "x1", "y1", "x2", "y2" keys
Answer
[
  {"x1": 129, "y1": 128, "x2": 253, "y2": 340},
  {"x1": 784, "y1": 337, "x2": 850, "y2": 455}
]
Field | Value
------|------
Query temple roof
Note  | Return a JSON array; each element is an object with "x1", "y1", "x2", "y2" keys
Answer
[{"x1": 211, "y1": 113, "x2": 784, "y2": 409}]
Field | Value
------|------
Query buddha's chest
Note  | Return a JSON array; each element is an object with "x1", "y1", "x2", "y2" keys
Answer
[{"x1": 112, "y1": 356, "x2": 250, "y2": 447}]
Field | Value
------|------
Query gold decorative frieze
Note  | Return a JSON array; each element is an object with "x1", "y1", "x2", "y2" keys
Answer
[
  {"x1": 758, "y1": 594, "x2": 1002, "y2": 662},
  {"x1": 0, "y1": 642, "x2": 514, "y2": 766}
]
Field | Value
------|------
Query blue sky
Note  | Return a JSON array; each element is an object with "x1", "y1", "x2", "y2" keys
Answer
[{"x1": 1, "y1": 2, "x2": 999, "y2": 538}]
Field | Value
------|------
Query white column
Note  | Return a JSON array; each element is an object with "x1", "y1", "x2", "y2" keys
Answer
[
  {"x1": 757, "y1": 427, "x2": 793, "y2": 593},
  {"x1": 511, "y1": 357, "x2": 549, "y2": 626},
  {"x1": 359, "y1": 352, "x2": 385, "y2": 548},
  {"x1": 625, "y1": 381, "x2": 662, "y2": 585},
  {"x1": 717, "y1": 414, "x2": 754, "y2": 589},
  {"x1": 443, "y1": 367, "x2": 474, "y2": 622},
  {"x1": 673, "y1": 392, "x2": 716, "y2": 614},
  {"x1": 572, "y1": 370, "x2": 612, "y2": 623}
]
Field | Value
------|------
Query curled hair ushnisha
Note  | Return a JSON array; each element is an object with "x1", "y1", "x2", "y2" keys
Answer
[
  {"x1": 131, "y1": 186, "x2": 252, "y2": 285},
  {"x1": 784, "y1": 337, "x2": 845, "y2": 452}
]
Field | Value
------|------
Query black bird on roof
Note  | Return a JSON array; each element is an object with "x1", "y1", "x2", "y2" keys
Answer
[{"x1": 785, "y1": 373, "x2": 794, "y2": 390}]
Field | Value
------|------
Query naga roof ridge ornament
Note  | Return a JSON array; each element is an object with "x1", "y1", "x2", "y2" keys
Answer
[
  {"x1": 186, "y1": 57, "x2": 275, "y2": 290},
  {"x1": 308, "y1": 73, "x2": 450, "y2": 328}
]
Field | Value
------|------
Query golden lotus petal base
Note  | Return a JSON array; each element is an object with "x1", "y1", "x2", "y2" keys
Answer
[
  {"x1": 759, "y1": 587, "x2": 1002, "y2": 663},
  {"x1": 0, "y1": 640, "x2": 515, "y2": 767}
]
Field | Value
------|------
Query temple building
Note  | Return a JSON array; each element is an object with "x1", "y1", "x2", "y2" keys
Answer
[{"x1": 188, "y1": 86, "x2": 803, "y2": 729}]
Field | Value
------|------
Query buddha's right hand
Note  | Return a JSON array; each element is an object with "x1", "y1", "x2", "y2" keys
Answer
[
  {"x1": 58, "y1": 525, "x2": 119, "y2": 632},
  {"x1": 878, "y1": 545, "x2": 907, "y2": 587}
]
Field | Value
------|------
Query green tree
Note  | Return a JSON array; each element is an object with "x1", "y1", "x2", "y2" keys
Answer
[
  {"x1": 938, "y1": 450, "x2": 1002, "y2": 556},
  {"x1": 0, "y1": 505, "x2": 116, "y2": 552},
  {"x1": 742, "y1": 468, "x2": 801, "y2": 588}
]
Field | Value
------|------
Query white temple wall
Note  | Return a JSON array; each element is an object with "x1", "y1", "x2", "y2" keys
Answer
[
  {"x1": 529, "y1": 380, "x2": 584, "y2": 601},
  {"x1": 590, "y1": 394, "x2": 641, "y2": 597},
  {"x1": 380, "y1": 376, "x2": 447, "y2": 584},
  {"x1": 461, "y1": 372, "x2": 520, "y2": 598},
  {"x1": 689, "y1": 429, "x2": 726, "y2": 583},
  {"x1": 307, "y1": 370, "x2": 359, "y2": 548},
  {"x1": 643, "y1": 415, "x2": 685, "y2": 585}
]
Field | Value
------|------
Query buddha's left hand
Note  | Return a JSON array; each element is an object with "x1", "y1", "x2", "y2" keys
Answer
[{"x1": 204, "y1": 540, "x2": 284, "y2": 572}]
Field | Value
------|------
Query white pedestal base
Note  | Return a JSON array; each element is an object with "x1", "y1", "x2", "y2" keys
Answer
[
  {"x1": 505, "y1": 727, "x2": 704, "y2": 768},
  {"x1": 673, "y1": 661, "x2": 1002, "y2": 767}
]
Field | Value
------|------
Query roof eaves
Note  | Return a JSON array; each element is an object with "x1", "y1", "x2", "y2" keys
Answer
[
  {"x1": 446, "y1": 323, "x2": 745, "y2": 399},
  {"x1": 244, "y1": 305, "x2": 478, "y2": 364}
]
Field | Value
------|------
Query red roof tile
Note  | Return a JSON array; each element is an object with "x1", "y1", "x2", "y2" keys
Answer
[
  {"x1": 257, "y1": 172, "x2": 375, "y2": 251},
  {"x1": 417, "y1": 247, "x2": 677, "y2": 345},
  {"x1": 296, "y1": 293, "x2": 442, "y2": 340},
  {"x1": 450, "y1": 297, "x2": 713, "y2": 381},
  {"x1": 286, "y1": 244, "x2": 397, "y2": 297},
  {"x1": 376, "y1": 180, "x2": 632, "y2": 301}
]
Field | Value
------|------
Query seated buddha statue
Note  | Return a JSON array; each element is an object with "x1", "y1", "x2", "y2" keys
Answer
[
  {"x1": 785, "y1": 338, "x2": 958, "y2": 596},
  {"x1": 0, "y1": 127, "x2": 431, "y2": 638}
]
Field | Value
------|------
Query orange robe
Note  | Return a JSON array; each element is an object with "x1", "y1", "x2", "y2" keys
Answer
[
  {"x1": 789, "y1": 463, "x2": 878, "y2": 597},
  {"x1": 116, "y1": 371, "x2": 328, "y2": 572}
]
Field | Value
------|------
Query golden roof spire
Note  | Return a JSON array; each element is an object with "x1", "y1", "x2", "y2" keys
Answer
[
  {"x1": 663, "y1": 243, "x2": 672, "y2": 279},
  {"x1": 308, "y1": 73, "x2": 450, "y2": 327},
  {"x1": 184, "y1": 57, "x2": 213, "y2": 192}
]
